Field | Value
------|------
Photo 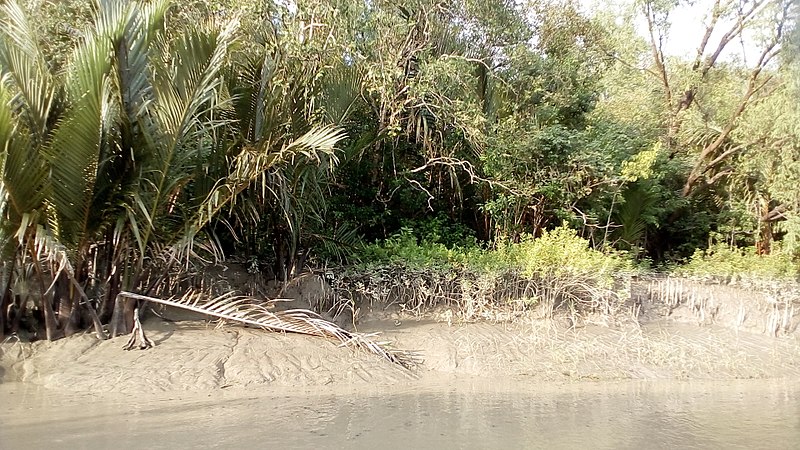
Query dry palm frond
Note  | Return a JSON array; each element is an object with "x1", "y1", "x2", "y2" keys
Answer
[{"x1": 118, "y1": 290, "x2": 418, "y2": 369}]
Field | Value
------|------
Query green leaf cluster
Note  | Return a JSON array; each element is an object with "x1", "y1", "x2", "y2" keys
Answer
[
  {"x1": 674, "y1": 244, "x2": 799, "y2": 284},
  {"x1": 338, "y1": 226, "x2": 633, "y2": 318}
]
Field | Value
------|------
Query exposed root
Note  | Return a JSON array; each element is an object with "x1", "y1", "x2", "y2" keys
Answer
[{"x1": 123, "y1": 307, "x2": 155, "y2": 350}]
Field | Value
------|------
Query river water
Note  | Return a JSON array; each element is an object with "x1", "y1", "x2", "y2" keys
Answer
[{"x1": 1, "y1": 378, "x2": 799, "y2": 449}]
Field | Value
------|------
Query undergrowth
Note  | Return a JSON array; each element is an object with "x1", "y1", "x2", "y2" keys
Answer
[
  {"x1": 329, "y1": 227, "x2": 635, "y2": 321},
  {"x1": 672, "y1": 244, "x2": 799, "y2": 286}
]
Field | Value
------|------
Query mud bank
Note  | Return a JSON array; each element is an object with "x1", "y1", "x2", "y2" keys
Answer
[
  {"x1": 2, "y1": 277, "x2": 800, "y2": 394},
  {"x1": 2, "y1": 313, "x2": 800, "y2": 394}
]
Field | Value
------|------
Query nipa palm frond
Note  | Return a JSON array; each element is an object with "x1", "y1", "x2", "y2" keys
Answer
[
  {"x1": 118, "y1": 290, "x2": 418, "y2": 369},
  {"x1": 47, "y1": 27, "x2": 120, "y2": 247},
  {"x1": 0, "y1": 75, "x2": 48, "y2": 218},
  {"x1": 308, "y1": 221, "x2": 362, "y2": 263},
  {"x1": 0, "y1": 0, "x2": 58, "y2": 143},
  {"x1": 194, "y1": 125, "x2": 346, "y2": 232},
  {"x1": 141, "y1": 17, "x2": 240, "y2": 242}
]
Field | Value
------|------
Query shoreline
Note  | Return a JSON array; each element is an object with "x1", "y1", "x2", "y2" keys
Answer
[{"x1": 2, "y1": 307, "x2": 799, "y2": 395}]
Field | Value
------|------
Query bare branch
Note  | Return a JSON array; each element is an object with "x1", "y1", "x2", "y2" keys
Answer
[
  {"x1": 408, "y1": 156, "x2": 520, "y2": 194},
  {"x1": 681, "y1": 1, "x2": 790, "y2": 196},
  {"x1": 643, "y1": 1, "x2": 672, "y2": 107},
  {"x1": 693, "y1": 0, "x2": 723, "y2": 70},
  {"x1": 702, "y1": 142, "x2": 750, "y2": 173},
  {"x1": 600, "y1": 48, "x2": 662, "y2": 80},
  {"x1": 705, "y1": 169, "x2": 733, "y2": 185},
  {"x1": 762, "y1": 205, "x2": 788, "y2": 222},
  {"x1": 700, "y1": 0, "x2": 767, "y2": 76}
]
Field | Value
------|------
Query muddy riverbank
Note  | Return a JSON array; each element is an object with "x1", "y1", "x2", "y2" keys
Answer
[
  {"x1": 3, "y1": 279, "x2": 800, "y2": 448},
  {"x1": 1, "y1": 277, "x2": 799, "y2": 394},
  {"x1": 2, "y1": 313, "x2": 799, "y2": 395}
]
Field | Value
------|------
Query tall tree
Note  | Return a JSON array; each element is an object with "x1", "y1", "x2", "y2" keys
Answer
[{"x1": 640, "y1": 0, "x2": 797, "y2": 196}]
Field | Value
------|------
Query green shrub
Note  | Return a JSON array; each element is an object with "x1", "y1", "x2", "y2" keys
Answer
[
  {"x1": 359, "y1": 227, "x2": 470, "y2": 269},
  {"x1": 673, "y1": 244, "x2": 799, "y2": 284},
  {"x1": 500, "y1": 227, "x2": 632, "y2": 288},
  {"x1": 340, "y1": 226, "x2": 634, "y2": 319}
]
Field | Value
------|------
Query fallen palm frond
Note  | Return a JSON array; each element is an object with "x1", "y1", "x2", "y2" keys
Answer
[{"x1": 117, "y1": 290, "x2": 418, "y2": 369}]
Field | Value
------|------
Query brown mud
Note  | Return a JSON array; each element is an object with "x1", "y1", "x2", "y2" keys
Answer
[{"x1": 1, "y1": 277, "x2": 799, "y2": 394}]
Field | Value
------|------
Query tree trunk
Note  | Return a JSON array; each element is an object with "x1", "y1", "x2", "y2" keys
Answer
[
  {"x1": 10, "y1": 295, "x2": 24, "y2": 335},
  {"x1": 274, "y1": 232, "x2": 290, "y2": 282},
  {"x1": 756, "y1": 224, "x2": 772, "y2": 255},
  {"x1": 0, "y1": 283, "x2": 8, "y2": 342},
  {"x1": 26, "y1": 243, "x2": 64, "y2": 341},
  {"x1": 59, "y1": 275, "x2": 82, "y2": 336},
  {"x1": 41, "y1": 291, "x2": 64, "y2": 341},
  {"x1": 756, "y1": 203, "x2": 773, "y2": 255},
  {"x1": 99, "y1": 269, "x2": 120, "y2": 323},
  {"x1": 73, "y1": 281, "x2": 107, "y2": 340},
  {"x1": 110, "y1": 295, "x2": 136, "y2": 337},
  {"x1": 0, "y1": 297, "x2": 5, "y2": 341},
  {"x1": 123, "y1": 298, "x2": 137, "y2": 333},
  {"x1": 0, "y1": 257, "x2": 17, "y2": 340},
  {"x1": 109, "y1": 295, "x2": 126, "y2": 338}
]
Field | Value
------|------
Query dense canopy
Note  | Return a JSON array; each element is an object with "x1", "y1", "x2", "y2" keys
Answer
[{"x1": 0, "y1": 0, "x2": 797, "y2": 340}]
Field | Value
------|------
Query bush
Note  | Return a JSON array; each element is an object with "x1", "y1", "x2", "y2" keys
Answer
[
  {"x1": 500, "y1": 227, "x2": 631, "y2": 287},
  {"x1": 673, "y1": 244, "x2": 799, "y2": 285},
  {"x1": 334, "y1": 227, "x2": 634, "y2": 320}
]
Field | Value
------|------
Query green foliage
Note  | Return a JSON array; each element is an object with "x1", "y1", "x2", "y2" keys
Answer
[
  {"x1": 1, "y1": 0, "x2": 799, "y2": 340},
  {"x1": 673, "y1": 244, "x2": 799, "y2": 284},
  {"x1": 362, "y1": 226, "x2": 632, "y2": 275},
  {"x1": 620, "y1": 145, "x2": 660, "y2": 182},
  {"x1": 615, "y1": 186, "x2": 655, "y2": 249},
  {"x1": 0, "y1": 0, "x2": 347, "y2": 339},
  {"x1": 349, "y1": 226, "x2": 633, "y2": 317},
  {"x1": 19, "y1": 0, "x2": 94, "y2": 73},
  {"x1": 496, "y1": 227, "x2": 633, "y2": 283},
  {"x1": 398, "y1": 214, "x2": 477, "y2": 249}
]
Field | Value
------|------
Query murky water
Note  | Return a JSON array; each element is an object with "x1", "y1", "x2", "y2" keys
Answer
[{"x1": 1, "y1": 378, "x2": 799, "y2": 449}]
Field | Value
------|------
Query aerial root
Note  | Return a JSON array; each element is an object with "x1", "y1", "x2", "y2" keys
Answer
[{"x1": 123, "y1": 306, "x2": 155, "y2": 350}]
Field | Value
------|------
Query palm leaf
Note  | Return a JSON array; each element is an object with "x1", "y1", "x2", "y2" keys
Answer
[
  {"x1": 0, "y1": 74, "x2": 48, "y2": 241},
  {"x1": 113, "y1": 0, "x2": 169, "y2": 140},
  {"x1": 138, "y1": 17, "x2": 239, "y2": 248},
  {"x1": 47, "y1": 32, "x2": 119, "y2": 246},
  {"x1": 195, "y1": 125, "x2": 346, "y2": 232},
  {"x1": 613, "y1": 184, "x2": 658, "y2": 250},
  {"x1": 0, "y1": 0, "x2": 58, "y2": 143},
  {"x1": 319, "y1": 63, "x2": 363, "y2": 125},
  {"x1": 118, "y1": 290, "x2": 417, "y2": 368},
  {"x1": 0, "y1": 0, "x2": 56, "y2": 244},
  {"x1": 308, "y1": 221, "x2": 363, "y2": 262}
]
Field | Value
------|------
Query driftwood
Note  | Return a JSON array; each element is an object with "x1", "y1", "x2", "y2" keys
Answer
[{"x1": 116, "y1": 291, "x2": 419, "y2": 368}]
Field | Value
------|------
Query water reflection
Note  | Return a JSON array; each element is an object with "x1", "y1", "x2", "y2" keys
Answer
[{"x1": 1, "y1": 379, "x2": 798, "y2": 449}]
